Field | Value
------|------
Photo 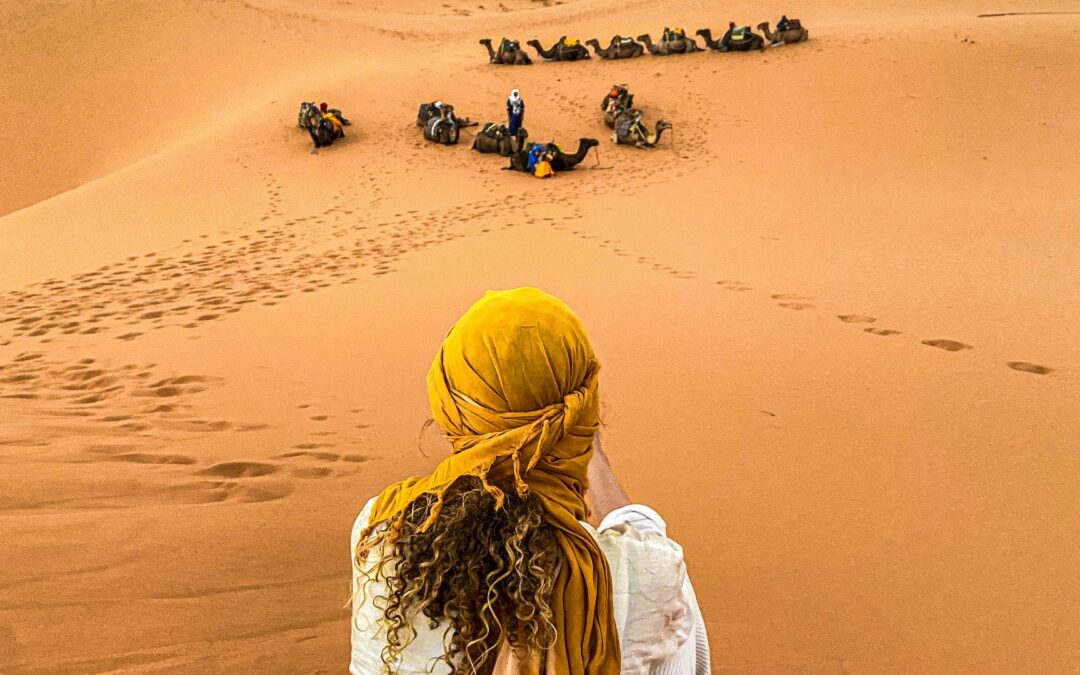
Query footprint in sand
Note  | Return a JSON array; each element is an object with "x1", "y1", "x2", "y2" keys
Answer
[
  {"x1": 197, "y1": 461, "x2": 279, "y2": 478},
  {"x1": 922, "y1": 339, "x2": 972, "y2": 352},
  {"x1": 864, "y1": 328, "x2": 902, "y2": 337},
  {"x1": 838, "y1": 315, "x2": 876, "y2": 324},
  {"x1": 716, "y1": 280, "x2": 753, "y2": 292},
  {"x1": 1007, "y1": 361, "x2": 1053, "y2": 375},
  {"x1": 772, "y1": 294, "x2": 814, "y2": 310},
  {"x1": 108, "y1": 452, "x2": 198, "y2": 465}
]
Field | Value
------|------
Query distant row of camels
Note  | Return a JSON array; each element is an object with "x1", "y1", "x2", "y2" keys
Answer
[{"x1": 480, "y1": 20, "x2": 809, "y2": 63}]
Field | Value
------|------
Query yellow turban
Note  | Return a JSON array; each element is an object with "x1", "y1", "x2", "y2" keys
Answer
[{"x1": 365, "y1": 287, "x2": 621, "y2": 674}]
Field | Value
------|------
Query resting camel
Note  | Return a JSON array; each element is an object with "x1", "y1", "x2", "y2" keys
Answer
[
  {"x1": 472, "y1": 123, "x2": 528, "y2": 156},
  {"x1": 602, "y1": 89, "x2": 638, "y2": 129},
  {"x1": 613, "y1": 116, "x2": 672, "y2": 148},
  {"x1": 637, "y1": 32, "x2": 700, "y2": 55},
  {"x1": 758, "y1": 21, "x2": 809, "y2": 45},
  {"x1": 547, "y1": 138, "x2": 600, "y2": 171},
  {"x1": 527, "y1": 37, "x2": 591, "y2": 61},
  {"x1": 601, "y1": 87, "x2": 634, "y2": 112},
  {"x1": 423, "y1": 116, "x2": 460, "y2": 145},
  {"x1": 417, "y1": 103, "x2": 466, "y2": 145},
  {"x1": 696, "y1": 27, "x2": 765, "y2": 52},
  {"x1": 305, "y1": 115, "x2": 344, "y2": 150},
  {"x1": 585, "y1": 36, "x2": 644, "y2": 59},
  {"x1": 479, "y1": 38, "x2": 532, "y2": 65}
]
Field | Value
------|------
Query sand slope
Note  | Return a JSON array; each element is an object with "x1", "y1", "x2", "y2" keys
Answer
[{"x1": 2, "y1": 0, "x2": 1079, "y2": 672}]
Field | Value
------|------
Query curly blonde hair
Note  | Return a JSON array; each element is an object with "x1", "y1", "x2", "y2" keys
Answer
[{"x1": 355, "y1": 476, "x2": 561, "y2": 673}]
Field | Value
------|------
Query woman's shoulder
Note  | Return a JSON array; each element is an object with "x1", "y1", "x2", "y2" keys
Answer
[
  {"x1": 587, "y1": 504, "x2": 696, "y2": 673},
  {"x1": 350, "y1": 497, "x2": 379, "y2": 552},
  {"x1": 588, "y1": 503, "x2": 685, "y2": 566}
]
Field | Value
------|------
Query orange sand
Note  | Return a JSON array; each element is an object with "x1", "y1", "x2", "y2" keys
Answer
[{"x1": 2, "y1": 0, "x2": 1078, "y2": 672}]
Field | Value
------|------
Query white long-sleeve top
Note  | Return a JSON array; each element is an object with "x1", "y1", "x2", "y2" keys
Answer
[{"x1": 350, "y1": 500, "x2": 710, "y2": 674}]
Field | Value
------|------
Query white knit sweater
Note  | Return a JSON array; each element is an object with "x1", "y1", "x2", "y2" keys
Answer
[{"x1": 350, "y1": 501, "x2": 711, "y2": 674}]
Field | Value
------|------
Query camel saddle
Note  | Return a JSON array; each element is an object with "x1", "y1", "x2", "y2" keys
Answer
[
  {"x1": 731, "y1": 26, "x2": 750, "y2": 41},
  {"x1": 481, "y1": 123, "x2": 508, "y2": 139},
  {"x1": 563, "y1": 38, "x2": 580, "y2": 47},
  {"x1": 785, "y1": 18, "x2": 802, "y2": 30}
]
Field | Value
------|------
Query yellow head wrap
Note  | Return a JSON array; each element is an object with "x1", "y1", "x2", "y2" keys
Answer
[{"x1": 364, "y1": 287, "x2": 621, "y2": 674}]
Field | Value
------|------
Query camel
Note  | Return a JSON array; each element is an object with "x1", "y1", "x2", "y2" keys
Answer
[
  {"x1": 696, "y1": 27, "x2": 765, "y2": 52},
  {"x1": 423, "y1": 116, "x2": 460, "y2": 145},
  {"x1": 417, "y1": 102, "x2": 466, "y2": 145},
  {"x1": 637, "y1": 31, "x2": 700, "y2": 55},
  {"x1": 298, "y1": 102, "x2": 349, "y2": 129},
  {"x1": 547, "y1": 138, "x2": 600, "y2": 171},
  {"x1": 527, "y1": 37, "x2": 591, "y2": 61},
  {"x1": 479, "y1": 38, "x2": 533, "y2": 65},
  {"x1": 305, "y1": 115, "x2": 344, "y2": 150},
  {"x1": 613, "y1": 116, "x2": 672, "y2": 148},
  {"x1": 585, "y1": 36, "x2": 644, "y2": 59},
  {"x1": 758, "y1": 20, "x2": 809, "y2": 45},
  {"x1": 472, "y1": 123, "x2": 528, "y2": 156}
]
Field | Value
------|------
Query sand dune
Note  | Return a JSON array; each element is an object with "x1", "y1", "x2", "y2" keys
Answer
[{"x1": 1, "y1": 0, "x2": 1078, "y2": 672}]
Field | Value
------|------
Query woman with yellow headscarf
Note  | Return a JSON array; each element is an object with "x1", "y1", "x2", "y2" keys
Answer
[{"x1": 350, "y1": 288, "x2": 710, "y2": 674}]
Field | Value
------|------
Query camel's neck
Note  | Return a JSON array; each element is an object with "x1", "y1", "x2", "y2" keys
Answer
[
  {"x1": 761, "y1": 25, "x2": 774, "y2": 40},
  {"x1": 533, "y1": 42, "x2": 556, "y2": 58},
  {"x1": 571, "y1": 142, "x2": 590, "y2": 162}
]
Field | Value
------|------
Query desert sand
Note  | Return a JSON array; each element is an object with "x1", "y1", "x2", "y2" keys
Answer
[{"x1": 2, "y1": 0, "x2": 1079, "y2": 672}]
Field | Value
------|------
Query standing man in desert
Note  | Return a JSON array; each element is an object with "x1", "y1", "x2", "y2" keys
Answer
[
  {"x1": 507, "y1": 88, "x2": 525, "y2": 152},
  {"x1": 350, "y1": 288, "x2": 710, "y2": 673}
]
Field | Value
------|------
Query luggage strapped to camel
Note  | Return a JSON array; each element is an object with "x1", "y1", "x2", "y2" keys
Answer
[{"x1": 485, "y1": 123, "x2": 512, "y2": 141}]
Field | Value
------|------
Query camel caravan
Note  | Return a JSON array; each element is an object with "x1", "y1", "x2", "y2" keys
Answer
[
  {"x1": 295, "y1": 16, "x2": 809, "y2": 165},
  {"x1": 480, "y1": 16, "x2": 807, "y2": 63}
]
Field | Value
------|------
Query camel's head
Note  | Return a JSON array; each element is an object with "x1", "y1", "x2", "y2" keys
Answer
[
  {"x1": 636, "y1": 33, "x2": 651, "y2": 42},
  {"x1": 756, "y1": 22, "x2": 769, "y2": 30},
  {"x1": 580, "y1": 138, "x2": 600, "y2": 150},
  {"x1": 479, "y1": 38, "x2": 491, "y2": 45},
  {"x1": 526, "y1": 39, "x2": 541, "y2": 46},
  {"x1": 658, "y1": 120, "x2": 674, "y2": 132},
  {"x1": 695, "y1": 28, "x2": 710, "y2": 37},
  {"x1": 586, "y1": 38, "x2": 599, "y2": 46}
]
